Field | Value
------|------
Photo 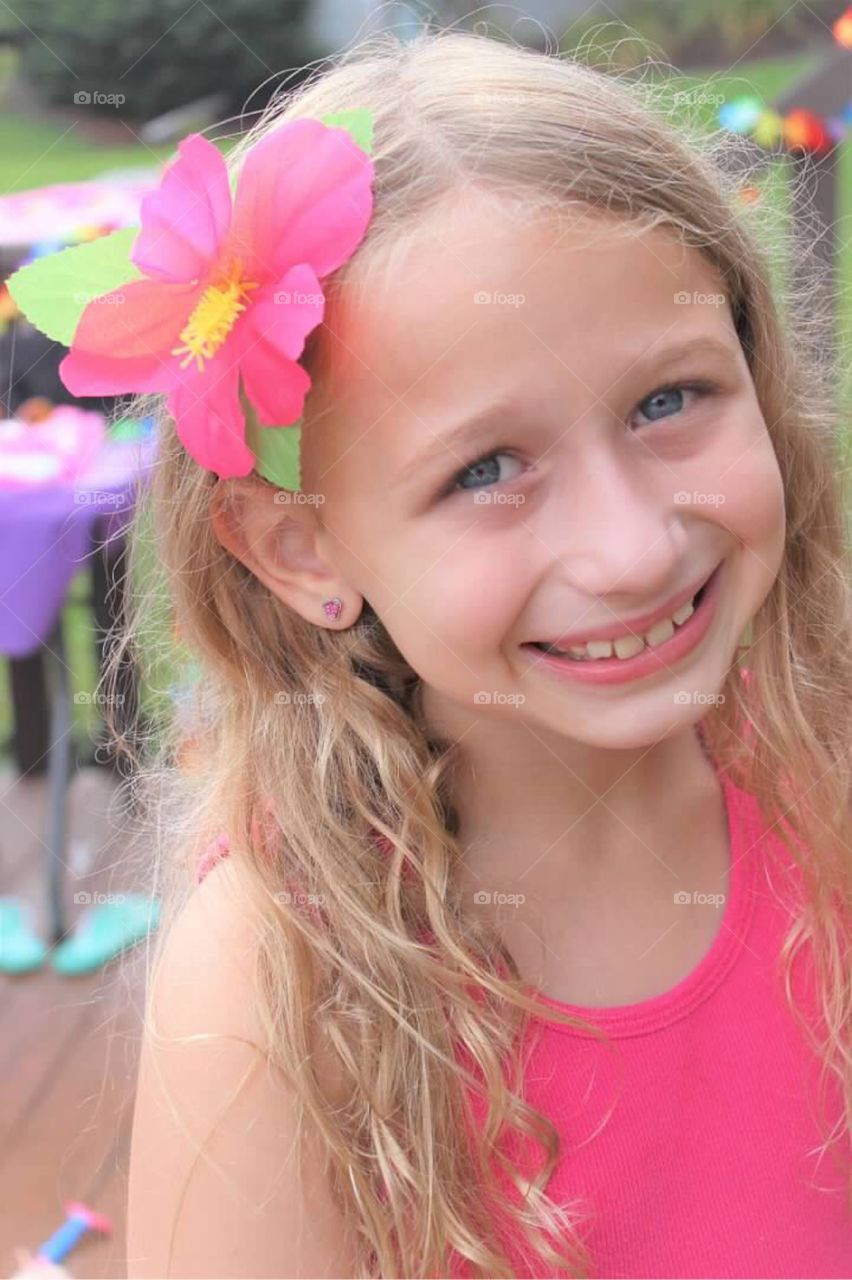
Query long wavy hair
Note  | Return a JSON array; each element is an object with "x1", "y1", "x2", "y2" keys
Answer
[{"x1": 108, "y1": 27, "x2": 852, "y2": 1277}]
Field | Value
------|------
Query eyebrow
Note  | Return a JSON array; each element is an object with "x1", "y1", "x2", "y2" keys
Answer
[{"x1": 395, "y1": 334, "x2": 740, "y2": 489}]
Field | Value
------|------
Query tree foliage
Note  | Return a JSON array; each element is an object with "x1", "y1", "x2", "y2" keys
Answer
[{"x1": 17, "y1": 0, "x2": 318, "y2": 121}]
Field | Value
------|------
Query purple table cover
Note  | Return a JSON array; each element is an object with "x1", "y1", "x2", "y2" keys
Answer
[{"x1": 0, "y1": 435, "x2": 157, "y2": 658}]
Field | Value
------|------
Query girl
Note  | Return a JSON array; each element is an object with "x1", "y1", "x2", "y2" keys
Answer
[{"x1": 52, "y1": 27, "x2": 852, "y2": 1279}]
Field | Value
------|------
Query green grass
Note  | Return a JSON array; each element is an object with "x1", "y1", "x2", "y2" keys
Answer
[
  {"x1": 0, "y1": 114, "x2": 173, "y2": 191},
  {"x1": 0, "y1": 49, "x2": 849, "y2": 762},
  {"x1": 661, "y1": 51, "x2": 826, "y2": 109},
  {"x1": 0, "y1": 114, "x2": 237, "y2": 193}
]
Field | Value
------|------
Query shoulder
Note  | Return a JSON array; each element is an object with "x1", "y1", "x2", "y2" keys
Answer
[
  {"x1": 153, "y1": 850, "x2": 262, "y2": 1040},
  {"x1": 127, "y1": 854, "x2": 358, "y2": 1278},
  {"x1": 144, "y1": 849, "x2": 348, "y2": 1087}
]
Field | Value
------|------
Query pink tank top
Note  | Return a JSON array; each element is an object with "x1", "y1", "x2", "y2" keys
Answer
[{"x1": 195, "y1": 727, "x2": 851, "y2": 1276}]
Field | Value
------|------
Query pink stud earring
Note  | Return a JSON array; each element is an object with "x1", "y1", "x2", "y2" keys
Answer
[{"x1": 322, "y1": 597, "x2": 343, "y2": 622}]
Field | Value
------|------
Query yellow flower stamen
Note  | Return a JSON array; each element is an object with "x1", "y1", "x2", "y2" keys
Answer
[{"x1": 171, "y1": 259, "x2": 259, "y2": 373}]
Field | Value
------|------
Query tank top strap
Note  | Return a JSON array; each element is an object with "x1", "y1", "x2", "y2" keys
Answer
[{"x1": 195, "y1": 832, "x2": 230, "y2": 885}]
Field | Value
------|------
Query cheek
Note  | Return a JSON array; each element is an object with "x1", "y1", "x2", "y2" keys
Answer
[
  {"x1": 677, "y1": 394, "x2": 784, "y2": 549},
  {"x1": 378, "y1": 529, "x2": 532, "y2": 666},
  {"x1": 708, "y1": 427, "x2": 786, "y2": 560}
]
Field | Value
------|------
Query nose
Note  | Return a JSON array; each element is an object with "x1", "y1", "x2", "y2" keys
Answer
[{"x1": 540, "y1": 444, "x2": 685, "y2": 600}]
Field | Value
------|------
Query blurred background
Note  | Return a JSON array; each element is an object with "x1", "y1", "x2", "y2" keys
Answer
[{"x1": 0, "y1": 1, "x2": 849, "y2": 1275}]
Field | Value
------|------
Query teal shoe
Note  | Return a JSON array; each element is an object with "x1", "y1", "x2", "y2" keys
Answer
[
  {"x1": 50, "y1": 894, "x2": 161, "y2": 976},
  {"x1": 0, "y1": 897, "x2": 49, "y2": 973}
]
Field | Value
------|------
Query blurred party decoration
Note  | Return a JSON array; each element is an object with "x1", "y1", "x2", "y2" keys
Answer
[
  {"x1": 10, "y1": 1200, "x2": 113, "y2": 1278},
  {"x1": 0, "y1": 173, "x2": 158, "y2": 252},
  {"x1": 718, "y1": 92, "x2": 846, "y2": 155},
  {"x1": 16, "y1": 396, "x2": 56, "y2": 424},
  {"x1": 0, "y1": 405, "x2": 105, "y2": 489},
  {"x1": 783, "y1": 108, "x2": 834, "y2": 155},
  {"x1": 718, "y1": 96, "x2": 763, "y2": 134},
  {"x1": 108, "y1": 413, "x2": 156, "y2": 444},
  {"x1": 716, "y1": 13, "x2": 851, "y2": 157},
  {"x1": 832, "y1": 5, "x2": 852, "y2": 49},
  {"x1": 751, "y1": 110, "x2": 784, "y2": 149}
]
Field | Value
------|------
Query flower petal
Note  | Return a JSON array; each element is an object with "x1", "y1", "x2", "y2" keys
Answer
[
  {"x1": 229, "y1": 118, "x2": 374, "y2": 283},
  {"x1": 169, "y1": 352, "x2": 255, "y2": 477},
  {"x1": 240, "y1": 339, "x2": 312, "y2": 428},
  {"x1": 132, "y1": 134, "x2": 232, "y2": 284},
  {"x1": 239, "y1": 265, "x2": 320, "y2": 424},
  {"x1": 246, "y1": 263, "x2": 324, "y2": 358},
  {"x1": 59, "y1": 278, "x2": 199, "y2": 396}
]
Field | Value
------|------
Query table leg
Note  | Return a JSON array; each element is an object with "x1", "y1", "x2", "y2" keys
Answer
[
  {"x1": 43, "y1": 618, "x2": 71, "y2": 943},
  {"x1": 8, "y1": 652, "x2": 50, "y2": 775}
]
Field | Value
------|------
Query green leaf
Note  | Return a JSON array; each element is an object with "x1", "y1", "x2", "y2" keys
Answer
[
  {"x1": 320, "y1": 107, "x2": 374, "y2": 155},
  {"x1": 6, "y1": 227, "x2": 144, "y2": 346},
  {"x1": 246, "y1": 414, "x2": 302, "y2": 491}
]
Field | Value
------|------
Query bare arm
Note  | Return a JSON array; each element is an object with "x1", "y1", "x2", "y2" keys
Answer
[{"x1": 126, "y1": 859, "x2": 359, "y2": 1279}]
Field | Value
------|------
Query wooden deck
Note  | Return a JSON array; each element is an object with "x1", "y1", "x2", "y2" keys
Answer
[{"x1": 0, "y1": 761, "x2": 148, "y2": 1280}]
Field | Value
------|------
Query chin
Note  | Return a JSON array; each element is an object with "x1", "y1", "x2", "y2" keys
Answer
[{"x1": 536, "y1": 667, "x2": 730, "y2": 749}]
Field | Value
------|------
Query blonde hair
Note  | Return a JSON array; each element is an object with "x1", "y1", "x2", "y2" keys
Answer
[{"x1": 110, "y1": 28, "x2": 852, "y2": 1277}]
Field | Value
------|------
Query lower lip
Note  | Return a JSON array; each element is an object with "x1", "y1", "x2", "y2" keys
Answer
[{"x1": 520, "y1": 560, "x2": 724, "y2": 687}]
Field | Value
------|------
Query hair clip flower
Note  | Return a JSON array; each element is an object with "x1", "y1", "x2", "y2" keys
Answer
[{"x1": 7, "y1": 109, "x2": 375, "y2": 491}]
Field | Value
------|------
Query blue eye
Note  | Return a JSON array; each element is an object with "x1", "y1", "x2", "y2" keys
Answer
[
  {"x1": 634, "y1": 382, "x2": 714, "y2": 426},
  {"x1": 451, "y1": 450, "x2": 522, "y2": 494},
  {"x1": 638, "y1": 386, "x2": 684, "y2": 420}
]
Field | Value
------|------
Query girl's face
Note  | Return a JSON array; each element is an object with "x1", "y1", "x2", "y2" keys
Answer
[{"x1": 304, "y1": 192, "x2": 786, "y2": 748}]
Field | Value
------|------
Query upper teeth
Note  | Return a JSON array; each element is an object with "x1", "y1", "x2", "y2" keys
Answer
[{"x1": 542, "y1": 595, "x2": 697, "y2": 661}]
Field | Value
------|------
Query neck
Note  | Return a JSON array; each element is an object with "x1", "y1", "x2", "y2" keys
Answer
[{"x1": 417, "y1": 685, "x2": 720, "y2": 911}]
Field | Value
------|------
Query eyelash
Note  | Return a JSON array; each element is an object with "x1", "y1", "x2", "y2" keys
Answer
[{"x1": 443, "y1": 381, "x2": 719, "y2": 498}]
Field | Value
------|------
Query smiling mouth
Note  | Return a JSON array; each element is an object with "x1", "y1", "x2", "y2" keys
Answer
[{"x1": 525, "y1": 566, "x2": 717, "y2": 664}]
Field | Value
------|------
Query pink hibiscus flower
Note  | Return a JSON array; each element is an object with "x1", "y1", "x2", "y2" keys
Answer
[{"x1": 59, "y1": 119, "x2": 375, "y2": 477}]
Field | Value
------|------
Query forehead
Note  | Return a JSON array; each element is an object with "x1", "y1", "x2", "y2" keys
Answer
[{"x1": 307, "y1": 193, "x2": 734, "y2": 493}]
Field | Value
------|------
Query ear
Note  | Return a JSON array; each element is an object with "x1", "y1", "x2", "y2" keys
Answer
[{"x1": 209, "y1": 477, "x2": 361, "y2": 629}]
